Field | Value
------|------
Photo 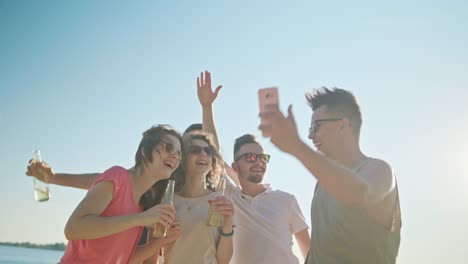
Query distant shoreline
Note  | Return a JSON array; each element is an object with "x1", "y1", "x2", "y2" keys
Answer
[{"x1": 0, "y1": 242, "x2": 66, "y2": 251}]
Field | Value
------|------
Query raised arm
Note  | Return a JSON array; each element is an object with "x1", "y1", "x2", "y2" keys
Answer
[
  {"x1": 26, "y1": 160, "x2": 98, "y2": 190},
  {"x1": 259, "y1": 105, "x2": 389, "y2": 209},
  {"x1": 197, "y1": 70, "x2": 241, "y2": 186},
  {"x1": 197, "y1": 70, "x2": 222, "y2": 148}
]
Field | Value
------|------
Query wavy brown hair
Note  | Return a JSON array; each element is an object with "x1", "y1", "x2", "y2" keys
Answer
[{"x1": 172, "y1": 131, "x2": 224, "y2": 193}]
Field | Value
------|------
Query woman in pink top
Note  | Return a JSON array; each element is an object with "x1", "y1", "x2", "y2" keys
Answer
[{"x1": 28, "y1": 125, "x2": 182, "y2": 264}]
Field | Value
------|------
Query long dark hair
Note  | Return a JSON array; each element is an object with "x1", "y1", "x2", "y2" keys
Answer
[{"x1": 136, "y1": 124, "x2": 182, "y2": 210}]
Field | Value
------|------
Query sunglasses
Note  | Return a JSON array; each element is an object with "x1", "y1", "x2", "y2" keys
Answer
[
  {"x1": 160, "y1": 141, "x2": 182, "y2": 160},
  {"x1": 189, "y1": 145, "x2": 215, "y2": 156},
  {"x1": 235, "y1": 153, "x2": 271, "y2": 164},
  {"x1": 309, "y1": 118, "x2": 343, "y2": 134}
]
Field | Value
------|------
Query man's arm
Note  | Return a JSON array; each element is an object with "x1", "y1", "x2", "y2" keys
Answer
[
  {"x1": 259, "y1": 105, "x2": 392, "y2": 208},
  {"x1": 197, "y1": 70, "x2": 241, "y2": 186},
  {"x1": 26, "y1": 160, "x2": 98, "y2": 190},
  {"x1": 294, "y1": 228, "x2": 310, "y2": 258}
]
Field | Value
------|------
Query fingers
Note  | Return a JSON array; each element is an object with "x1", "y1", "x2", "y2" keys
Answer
[
  {"x1": 287, "y1": 104, "x2": 295, "y2": 123},
  {"x1": 210, "y1": 197, "x2": 234, "y2": 216},
  {"x1": 214, "y1": 85, "x2": 222, "y2": 97},
  {"x1": 206, "y1": 70, "x2": 211, "y2": 87},
  {"x1": 149, "y1": 204, "x2": 176, "y2": 226}
]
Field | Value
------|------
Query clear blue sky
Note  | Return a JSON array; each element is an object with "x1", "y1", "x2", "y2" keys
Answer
[{"x1": 1, "y1": 1, "x2": 467, "y2": 263}]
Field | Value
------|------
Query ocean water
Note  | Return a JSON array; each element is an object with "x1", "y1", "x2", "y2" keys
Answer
[{"x1": 0, "y1": 245, "x2": 63, "y2": 264}]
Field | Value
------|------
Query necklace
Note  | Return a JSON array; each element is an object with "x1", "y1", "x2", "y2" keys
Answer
[{"x1": 176, "y1": 192, "x2": 214, "y2": 212}]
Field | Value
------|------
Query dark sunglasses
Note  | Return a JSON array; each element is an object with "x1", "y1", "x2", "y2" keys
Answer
[
  {"x1": 189, "y1": 145, "x2": 215, "y2": 156},
  {"x1": 235, "y1": 153, "x2": 271, "y2": 164},
  {"x1": 160, "y1": 141, "x2": 182, "y2": 160},
  {"x1": 309, "y1": 118, "x2": 343, "y2": 134}
]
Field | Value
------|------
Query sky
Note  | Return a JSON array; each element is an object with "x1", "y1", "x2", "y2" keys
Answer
[{"x1": 1, "y1": 0, "x2": 467, "y2": 263}]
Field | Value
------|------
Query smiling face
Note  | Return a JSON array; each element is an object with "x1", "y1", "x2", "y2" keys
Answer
[
  {"x1": 184, "y1": 139, "x2": 214, "y2": 176},
  {"x1": 308, "y1": 105, "x2": 347, "y2": 156},
  {"x1": 149, "y1": 134, "x2": 182, "y2": 179},
  {"x1": 233, "y1": 143, "x2": 268, "y2": 184}
]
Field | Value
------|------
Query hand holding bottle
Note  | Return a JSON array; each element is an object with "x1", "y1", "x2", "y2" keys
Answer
[
  {"x1": 26, "y1": 155, "x2": 55, "y2": 184},
  {"x1": 209, "y1": 196, "x2": 234, "y2": 224},
  {"x1": 140, "y1": 204, "x2": 176, "y2": 228}
]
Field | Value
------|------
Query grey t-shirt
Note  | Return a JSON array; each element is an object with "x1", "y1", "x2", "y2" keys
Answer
[{"x1": 307, "y1": 181, "x2": 401, "y2": 264}]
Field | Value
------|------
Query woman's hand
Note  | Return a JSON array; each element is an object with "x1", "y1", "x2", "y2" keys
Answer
[
  {"x1": 140, "y1": 204, "x2": 176, "y2": 228},
  {"x1": 209, "y1": 196, "x2": 234, "y2": 224},
  {"x1": 26, "y1": 159, "x2": 55, "y2": 183}
]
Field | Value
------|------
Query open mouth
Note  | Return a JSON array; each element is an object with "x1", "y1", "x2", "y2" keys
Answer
[
  {"x1": 195, "y1": 160, "x2": 208, "y2": 166},
  {"x1": 163, "y1": 161, "x2": 175, "y2": 170}
]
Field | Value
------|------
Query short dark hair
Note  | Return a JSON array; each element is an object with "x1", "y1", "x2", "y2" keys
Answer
[
  {"x1": 183, "y1": 123, "x2": 202, "y2": 136},
  {"x1": 306, "y1": 87, "x2": 362, "y2": 137},
  {"x1": 135, "y1": 124, "x2": 182, "y2": 168},
  {"x1": 233, "y1": 134, "x2": 260, "y2": 158}
]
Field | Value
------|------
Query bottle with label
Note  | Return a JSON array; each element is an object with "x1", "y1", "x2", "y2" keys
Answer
[
  {"x1": 207, "y1": 174, "x2": 227, "y2": 227},
  {"x1": 32, "y1": 150, "x2": 50, "y2": 202},
  {"x1": 153, "y1": 179, "x2": 175, "y2": 238}
]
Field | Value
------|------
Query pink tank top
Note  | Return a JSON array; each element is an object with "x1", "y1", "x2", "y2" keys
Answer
[{"x1": 60, "y1": 166, "x2": 143, "y2": 264}]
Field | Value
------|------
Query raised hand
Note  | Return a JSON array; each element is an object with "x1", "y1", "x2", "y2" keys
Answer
[
  {"x1": 259, "y1": 104, "x2": 303, "y2": 155},
  {"x1": 209, "y1": 196, "x2": 234, "y2": 223},
  {"x1": 26, "y1": 159, "x2": 55, "y2": 183},
  {"x1": 140, "y1": 204, "x2": 176, "y2": 228},
  {"x1": 197, "y1": 70, "x2": 222, "y2": 107}
]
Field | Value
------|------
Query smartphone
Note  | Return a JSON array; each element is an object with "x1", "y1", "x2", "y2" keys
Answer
[
  {"x1": 258, "y1": 87, "x2": 279, "y2": 137},
  {"x1": 258, "y1": 87, "x2": 279, "y2": 113}
]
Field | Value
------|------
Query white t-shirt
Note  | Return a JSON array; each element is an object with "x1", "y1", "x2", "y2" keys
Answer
[
  {"x1": 225, "y1": 179, "x2": 309, "y2": 264},
  {"x1": 164, "y1": 192, "x2": 220, "y2": 264}
]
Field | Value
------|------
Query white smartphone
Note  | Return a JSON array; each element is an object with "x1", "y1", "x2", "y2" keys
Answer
[{"x1": 258, "y1": 87, "x2": 279, "y2": 113}]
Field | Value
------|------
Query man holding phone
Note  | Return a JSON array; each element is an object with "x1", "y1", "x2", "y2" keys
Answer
[
  {"x1": 259, "y1": 88, "x2": 401, "y2": 263},
  {"x1": 197, "y1": 71, "x2": 310, "y2": 264}
]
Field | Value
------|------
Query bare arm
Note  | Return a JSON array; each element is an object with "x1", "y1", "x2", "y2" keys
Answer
[
  {"x1": 52, "y1": 173, "x2": 98, "y2": 189},
  {"x1": 259, "y1": 105, "x2": 388, "y2": 208},
  {"x1": 294, "y1": 228, "x2": 310, "y2": 258},
  {"x1": 131, "y1": 238, "x2": 164, "y2": 264},
  {"x1": 212, "y1": 196, "x2": 234, "y2": 264},
  {"x1": 65, "y1": 181, "x2": 175, "y2": 240},
  {"x1": 131, "y1": 225, "x2": 180, "y2": 264},
  {"x1": 26, "y1": 160, "x2": 98, "y2": 190},
  {"x1": 197, "y1": 71, "x2": 241, "y2": 186}
]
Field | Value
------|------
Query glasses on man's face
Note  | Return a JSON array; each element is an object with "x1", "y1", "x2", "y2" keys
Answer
[
  {"x1": 160, "y1": 141, "x2": 182, "y2": 160},
  {"x1": 309, "y1": 118, "x2": 343, "y2": 135},
  {"x1": 235, "y1": 153, "x2": 271, "y2": 164},
  {"x1": 189, "y1": 145, "x2": 215, "y2": 156}
]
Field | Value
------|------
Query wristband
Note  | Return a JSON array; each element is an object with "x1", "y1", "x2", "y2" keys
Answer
[{"x1": 219, "y1": 229, "x2": 234, "y2": 237}]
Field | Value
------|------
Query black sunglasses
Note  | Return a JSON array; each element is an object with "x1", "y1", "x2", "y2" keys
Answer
[
  {"x1": 189, "y1": 145, "x2": 215, "y2": 156},
  {"x1": 160, "y1": 140, "x2": 182, "y2": 160},
  {"x1": 235, "y1": 153, "x2": 271, "y2": 164},
  {"x1": 309, "y1": 118, "x2": 343, "y2": 134}
]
